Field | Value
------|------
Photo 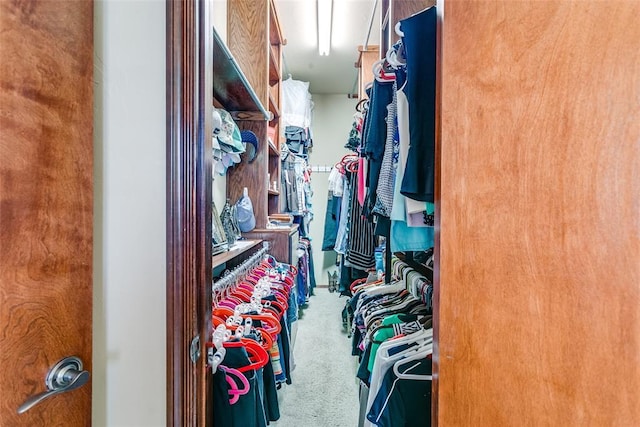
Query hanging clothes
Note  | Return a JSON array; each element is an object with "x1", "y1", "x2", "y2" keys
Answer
[
  {"x1": 362, "y1": 75, "x2": 395, "y2": 217},
  {"x1": 210, "y1": 253, "x2": 298, "y2": 426},
  {"x1": 321, "y1": 166, "x2": 344, "y2": 251},
  {"x1": 281, "y1": 148, "x2": 306, "y2": 215},
  {"x1": 334, "y1": 169, "x2": 353, "y2": 256},
  {"x1": 390, "y1": 66, "x2": 434, "y2": 253},
  {"x1": 342, "y1": 256, "x2": 434, "y2": 427},
  {"x1": 346, "y1": 170, "x2": 377, "y2": 271},
  {"x1": 398, "y1": 6, "x2": 438, "y2": 203},
  {"x1": 372, "y1": 81, "x2": 398, "y2": 218},
  {"x1": 281, "y1": 77, "x2": 313, "y2": 131},
  {"x1": 296, "y1": 238, "x2": 313, "y2": 306}
]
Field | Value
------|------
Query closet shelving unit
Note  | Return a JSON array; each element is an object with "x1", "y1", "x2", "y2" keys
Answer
[
  {"x1": 223, "y1": 0, "x2": 298, "y2": 265},
  {"x1": 211, "y1": 239, "x2": 263, "y2": 271},
  {"x1": 212, "y1": 28, "x2": 269, "y2": 118},
  {"x1": 355, "y1": 45, "x2": 379, "y2": 100},
  {"x1": 211, "y1": 27, "x2": 269, "y2": 274}
]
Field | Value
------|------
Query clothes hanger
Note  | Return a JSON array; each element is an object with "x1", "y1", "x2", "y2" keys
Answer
[
  {"x1": 349, "y1": 277, "x2": 370, "y2": 293},
  {"x1": 362, "y1": 280, "x2": 405, "y2": 297},
  {"x1": 385, "y1": 42, "x2": 406, "y2": 69},
  {"x1": 221, "y1": 338, "x2": 270, "y2": 373},
  {"x1": 392, "y1": 342, "x2": 434, "y2": 381},
  {"x1": 209, "y1": 323, "x2": 230, "y2": 373},
  {"x1": 364, "y1": 287, "x2": 411, "y2": 310},
  {"x1": 339, "y1": 154, "x2": 360, "y2": 173},
  {"x1": 364, "y1": 295, "x2": 423, "y2": 327},
  {"x1": 358, "y1": 290, "x2": 411, "y2": 321},
  {"x1": 340, "y1": 153, "x2": 358, "y2": 164},
  {"x1": 353, "y1": 278, "x2": 385, "y2": 294},
  {"x1": 372, "y1": 59, "x2": 396, "y2": 82},
  {"x1": 366, "y1": 329, "x2": 433, "y2": 401},
  {"x1": 395, "y1": 21, "x2": 404, "y2": 37},
  {"x1": 221, "y1": 366, "x2": 250, "y2": 405},
  {"x1": 212, "y1": 306, "x2": 282, "y2": 337},
  {"x1": 363, "y1": 81, "x2": 374, "y2": 95},
  {"x1": 378, "y1": 328, "x2": 433, "y2": 356},
  {"x1": 364, "y1": 331, "x2": 432, "y2": 426}
]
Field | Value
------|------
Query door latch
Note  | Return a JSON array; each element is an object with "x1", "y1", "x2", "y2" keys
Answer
[
  {"x1": 17, "y1": 356, "x2": 90, "y2": 414},
  {"x1": 190, "y1": 335, "x2": 201, "y2": 363}
]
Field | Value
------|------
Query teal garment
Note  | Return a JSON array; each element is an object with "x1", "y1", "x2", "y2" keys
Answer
[
  {"x1": 426, "y1": 202, "x2": 435, "y2": 215},
  {"x1": 390, "y1": 83, "x2": 434, "y2": 252},
  {"x1": 390, "y1": 221, "x2": 434, "y2": 252},
  {"x1": 367, "y1": 313, "x2": 420, "y2": 373}
]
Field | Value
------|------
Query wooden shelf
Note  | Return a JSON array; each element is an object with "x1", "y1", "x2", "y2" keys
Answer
[
  {"x1": 243, "y1": 225, "x2": 299, "y2": 264},
  {"x1": 355, "y1": 45, "x2": 380, "y2": 100},
  {"x1": 269, "y1": 94, "x2": 280, "y2": 122},
  {"x1": 269, "y1": 45, "x2": 280, "y2": 85},
  {"x1": 269, "y1": 0, "x2": 285, "y2": 46},
  {"x1": 212, "y1": 27, "x2": 269, "y2": 118},
  {"x1": 268, "y1": 92, "x2": 280, "y2": 120},
  {"x1": 226, "y1": 0, "x2": 285, "y2": 228},
  {"x1": 268, "y1": 139, "x2": 278, "y2": 155},
  {"x1": 212, "y1": 239, "x2": 262, "y2": 269}
]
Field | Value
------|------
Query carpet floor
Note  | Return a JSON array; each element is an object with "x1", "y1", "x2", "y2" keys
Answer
[{"x1": 273, "y1": 288, "x2": 360, "y2": 427}]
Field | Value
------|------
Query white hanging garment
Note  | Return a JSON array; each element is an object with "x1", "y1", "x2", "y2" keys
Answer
[{"x1": 281, "y1": 77, "x2": 313, "y2": 129}]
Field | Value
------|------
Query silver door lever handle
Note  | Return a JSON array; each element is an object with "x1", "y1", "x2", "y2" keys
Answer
[{"x1": 17, "y1": 356, "x2": 90, "y2": 414}]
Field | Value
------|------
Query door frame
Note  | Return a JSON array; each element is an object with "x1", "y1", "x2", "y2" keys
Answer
[{"x1": 166, "y1": 0, "x2": 213, "y2": 425}]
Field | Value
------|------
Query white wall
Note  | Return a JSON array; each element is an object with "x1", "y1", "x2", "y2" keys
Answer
[
  {"x1": 307, "y1": 94, "x2": 358, "y2": 285},
  {"x1": 212, "y1": 0, "x2": 228, "y2": 209},
  {"x1": 93, "y1": 1, "x2": 166, "y2": 426}
]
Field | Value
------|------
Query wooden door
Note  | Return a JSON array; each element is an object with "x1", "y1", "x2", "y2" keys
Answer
[
  {"x1": 0, "y1": 1, "x2": 93, "y2": 425},
  {"x1": 436, "y1": 0, "x2": 640, "y2": 425}
]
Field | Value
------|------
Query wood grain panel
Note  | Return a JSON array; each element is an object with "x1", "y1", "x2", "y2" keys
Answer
[
  {"x1": 390, "y1": 0, "x2": 435, "y2": 33},
  {"x1": 357, "y1": 46, "x2": 380, "y2": 99},
  {"x1": 242, "y1": 226, "x2": 299, "y2": 265},
  {"x1": 436, "y1": 1, "x2": 640, "y2": 425},
  {"x1": 269, "y1": 0, "x2": 284, "y2": 45},
  {"x1": 227, "y1": 0, "x2": 269, "y2": 107},
  {"x1": 167, "y1": 0, "x2": 213, "y2": 425},
  {"x1": 268, "y1": 151, "x2": 281, "y2": 213},
  {"x1": 0, "y1": 0, "x2": 93, "y2": 424}
]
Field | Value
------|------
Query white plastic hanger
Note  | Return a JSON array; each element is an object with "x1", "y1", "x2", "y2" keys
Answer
[
  {"x1": 371, "y1": 59, "x2": 395, "y2": 82},
  {"x1": 378, "y1": 327, "x2": 433, "y2": 357},
  {"x1": 392, "y1": 342, "x2": 433, "y2": 381},
  {"x1": 364, "y1": 295, "x2": 421, "y2": 326},
  {"x1": 364, "y1": 329, "x2": 433, "y2": 427},
  {"x1": 362, "y1": 280, "x2": 405, "y2": 297},
  {"x1": 395, "y1": 21, "x2": 404, "y2": 37},
  {"x1": 210, "y1": 324, "x2": 229, "y2": 373},
  {"x1": 385, "y1": 44, "x2": 406, "y2": 68}
]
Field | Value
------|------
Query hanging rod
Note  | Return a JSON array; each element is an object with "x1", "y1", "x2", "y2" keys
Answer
[
  {"x1": 363, "y1": 0, "x2": 380, "y2": 50},
  {"x1": 212, "y1": 242, "x2": 270, "y2": 294}
]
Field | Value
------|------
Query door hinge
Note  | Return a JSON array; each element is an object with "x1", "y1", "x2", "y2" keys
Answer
[{"x1": 190, "y1": 335, "x2": 201, "y2": 363}]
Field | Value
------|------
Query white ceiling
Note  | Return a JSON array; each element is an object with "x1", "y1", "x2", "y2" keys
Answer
[{"x1": 274, "y1": 0, "x2": 381, "y2": 95}]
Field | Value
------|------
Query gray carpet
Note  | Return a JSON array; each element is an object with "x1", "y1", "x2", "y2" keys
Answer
[{"x1": 274, "y1": 288, "x2": 360, "y2": 427}]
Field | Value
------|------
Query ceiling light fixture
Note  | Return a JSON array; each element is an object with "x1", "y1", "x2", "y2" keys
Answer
[{"x1": 317, "y1": 0, "x2": 333, "y2": 56}]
